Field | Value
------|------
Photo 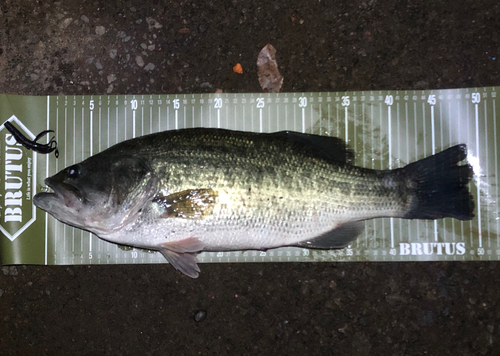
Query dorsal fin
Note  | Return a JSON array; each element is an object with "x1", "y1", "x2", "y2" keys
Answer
[{"x1": 269, "y1": 131, "x2": 354, "y2": 164}]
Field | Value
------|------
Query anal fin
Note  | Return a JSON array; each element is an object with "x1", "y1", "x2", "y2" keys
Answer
[{"x1": 294, "y1": 221, "x2": 365, "y2": 249}]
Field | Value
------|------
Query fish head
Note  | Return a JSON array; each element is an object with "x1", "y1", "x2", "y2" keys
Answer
[{"x1": 33, "y1": 154, "x2": 158, "y2": 236}]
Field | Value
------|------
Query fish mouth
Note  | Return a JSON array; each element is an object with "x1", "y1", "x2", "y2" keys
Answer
[{"x1": 33, "y1": 177, "x2": 83, "y2": 211}]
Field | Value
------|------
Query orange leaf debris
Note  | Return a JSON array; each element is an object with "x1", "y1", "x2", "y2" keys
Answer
[{"x1": 233, "y1": 63, "x2": 243, "y2": 74}]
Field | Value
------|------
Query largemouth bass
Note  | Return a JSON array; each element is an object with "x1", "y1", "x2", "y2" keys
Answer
[{"x1": 33, "y1": 128, "x2": 475, "y2": 278}]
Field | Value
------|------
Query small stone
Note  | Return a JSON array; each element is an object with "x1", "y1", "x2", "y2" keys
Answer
[
  {"x1": 109, "y1": 49, "x2": 117, "y2": 59},
  {"x1": 123, "y1": 36, "x2": 131, "y2": 42},
  {"x1": 30, "y1": 73, "x2": 39, "y2": 80},
  {"x1": 193, "y1": 310, "x2": 207, "y2": 322},
  {"x1": 146, "y1": 17, "x2": 163, "y2": 30},
  {"x1": 148, "y1": 44, "x2": 155, "y2": 51},
  {"x1": 60, "y1": 18, "x2": 73, "y2": 29},
  {"x1": 136, "y1": 56, "x2": 145, "y2": 67},
  {"x1": 81, "y1": 15, "x2": 89, "y2": 23},
  {"x1": 95, "y1": 26, "x2": 106, "y2": 36},
  {"x1": 95, "y1": 60, "x2": 103, "y2": 70},
  {"x1": 107, "y1": 84, "x2": 114, "y2": 94},
  {"x1": 140, "y1": 43, "x2": 148, "y2": 50},
  {"x1": 107, "y1": 74, "x2": 117, "y2": 83},
  {"x1": 144, "y1": 63, "x2": 155, "y2": 71}
]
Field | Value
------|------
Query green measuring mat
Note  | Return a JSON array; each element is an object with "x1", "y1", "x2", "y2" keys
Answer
[{"x1": 0, "y1": 87, "x2": 497, "y2": 265}]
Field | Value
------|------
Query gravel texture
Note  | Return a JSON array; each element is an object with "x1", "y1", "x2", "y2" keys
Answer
[{"x1": 1, "y1": 1, "x2": 500, "y2": 355}]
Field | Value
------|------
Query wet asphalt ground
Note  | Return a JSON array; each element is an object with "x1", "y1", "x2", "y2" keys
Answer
[{"x1": 1, "y1": 1, "x2": 500, "y2": 355}]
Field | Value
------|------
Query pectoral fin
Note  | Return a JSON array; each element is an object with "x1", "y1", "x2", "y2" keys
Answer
[
  {"x1": 154, "y1": 188, "x2": 218, "y2": 219},
  {"x1": 159, "y1": 237, "x2": 205, "y2": 278}
]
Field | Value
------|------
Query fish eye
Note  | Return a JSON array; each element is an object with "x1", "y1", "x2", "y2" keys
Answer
[{"x1": 67, "y1": 164, "x2": 81, "y2": 179}]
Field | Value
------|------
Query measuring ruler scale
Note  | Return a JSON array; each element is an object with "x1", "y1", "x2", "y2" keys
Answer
[{"x1": 0, "y1": 87, "x2": 497, "y2": 266}]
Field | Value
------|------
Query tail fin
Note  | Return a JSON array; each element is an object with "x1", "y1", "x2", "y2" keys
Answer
[{"x1": 402, "y1": 144, "x2": 475, "y2": 221}]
